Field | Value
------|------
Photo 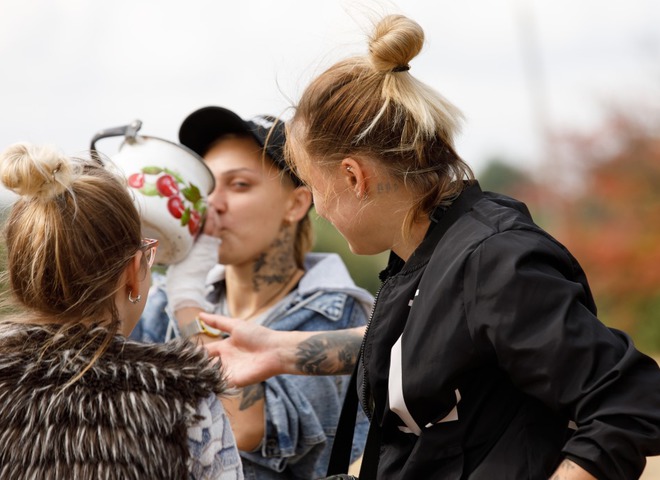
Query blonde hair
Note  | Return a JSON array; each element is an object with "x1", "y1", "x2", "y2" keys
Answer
[
  {"x1": 0, "y1": 143, "x2": 142, "y2": 381},
  {"x1": 287, "y1": 14, "x2": 474, "y2": 234}
]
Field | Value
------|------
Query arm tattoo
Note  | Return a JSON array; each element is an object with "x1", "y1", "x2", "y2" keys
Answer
[
  {"x1": 295, "y1": 331, "x2": 363, "y2": 375},
  {"x1": 239, "y1": 383, "x2": 265, "y2": 410}
]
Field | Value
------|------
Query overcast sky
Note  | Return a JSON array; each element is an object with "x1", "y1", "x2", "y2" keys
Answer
[{"x1": 1, "y1": 0, "x2": 658, "y2": 197}]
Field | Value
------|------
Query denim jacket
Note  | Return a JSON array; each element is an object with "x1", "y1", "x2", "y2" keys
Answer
[
  {"x1": 190, "y1": 394, "x2": 244, "y2": 480},
  {"x1": 132, "y1": 253, "x2": 373, "y2": 480}
]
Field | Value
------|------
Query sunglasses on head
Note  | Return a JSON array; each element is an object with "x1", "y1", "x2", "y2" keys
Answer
[{"x1": 139, "y1": 238, "x2": 159, "y2": 268}]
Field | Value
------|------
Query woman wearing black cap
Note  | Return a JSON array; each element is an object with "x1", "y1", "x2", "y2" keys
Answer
[{"x1": 131, "y1": 106, "x2": 372, "y2": 479}]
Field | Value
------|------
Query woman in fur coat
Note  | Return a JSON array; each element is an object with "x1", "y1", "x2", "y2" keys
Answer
[{"x1": 0, "y1": 143, "x2": 243, "y2": 479}]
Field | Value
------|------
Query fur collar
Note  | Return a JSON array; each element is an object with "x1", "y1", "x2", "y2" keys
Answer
[{"x1": 0, "y1": 321, "x2": 226, "y2": 479}]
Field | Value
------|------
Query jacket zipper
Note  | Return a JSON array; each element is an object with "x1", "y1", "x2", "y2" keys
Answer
[{"x1": 359, "y1": 277, "x2": 390, "y2": 421}]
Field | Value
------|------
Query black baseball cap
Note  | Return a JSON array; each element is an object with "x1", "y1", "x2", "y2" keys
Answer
[{"x1": 178, "y1": 106, "x2": 301, "y2": 186}]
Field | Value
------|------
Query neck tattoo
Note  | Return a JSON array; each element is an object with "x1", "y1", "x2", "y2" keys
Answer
[{"x1": 242, "y1": 267, "x2": 301, "y2": 320}]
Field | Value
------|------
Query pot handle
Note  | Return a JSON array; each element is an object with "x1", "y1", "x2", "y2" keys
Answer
[{"x1": 90, "y1": 119, "x2": 143, "y2": 163}]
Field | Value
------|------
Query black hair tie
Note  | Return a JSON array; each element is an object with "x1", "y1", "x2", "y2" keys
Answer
[{"x1": 391, "y1": 64, "x2": 410, "y2": 72}]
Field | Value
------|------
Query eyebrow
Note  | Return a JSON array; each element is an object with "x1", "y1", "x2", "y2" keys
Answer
[{"x1": 219, "y1": 168, "x2": 260, "y2": 177}]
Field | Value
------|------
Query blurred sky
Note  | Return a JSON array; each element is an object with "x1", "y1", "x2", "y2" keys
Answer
[{"x1": 0, "y1": 0, "x2": 658, "y2": 199}]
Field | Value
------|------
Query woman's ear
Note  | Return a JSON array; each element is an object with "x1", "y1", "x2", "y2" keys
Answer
[
  {"x1": 286, "y1": 185, "x2": 313, "y2": 223},
  {"x1": 340, "y1": 157, "x2": 368, "y2": 200}
]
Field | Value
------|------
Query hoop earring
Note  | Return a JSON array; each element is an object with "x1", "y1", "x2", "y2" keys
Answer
[{"x1": 128, "y1": 291, "x2": 142, "y2": 304}]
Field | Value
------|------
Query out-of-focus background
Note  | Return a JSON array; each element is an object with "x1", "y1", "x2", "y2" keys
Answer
[
  {"x1": 1, "y1": 2, "x2": 659, "y2": 347},
  {"x1": 1, "y1": 0, "x2": 659, "y2": 475}
]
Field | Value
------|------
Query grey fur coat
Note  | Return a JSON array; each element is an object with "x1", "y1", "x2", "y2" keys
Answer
[{"x1": 0, "y1": 321, "x2": 228, "y2": 479}]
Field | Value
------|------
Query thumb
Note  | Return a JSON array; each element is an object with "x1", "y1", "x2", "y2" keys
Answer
[
  {"x1": 203, "y1": 209, "x2": 219, "y2": 235},
  {"x1": 199, "y1": 312, "x2": 240, "y2": 333}
]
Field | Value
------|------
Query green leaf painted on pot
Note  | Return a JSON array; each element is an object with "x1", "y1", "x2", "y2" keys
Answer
[
  {"x1": 180, "y1": 207, "x2": 191, "y2": 226},
  {"x1": 163, "y1": 168, "x2": 185, "y2": 184},
  {"x1": 141, "y1": 166, "x2": 163, "y2": 175},
  {"x1": 194, "y1": 198, "x2": 207, "y2": 215},
  {"x1": 181, "y1": 184, "x2": 202, "y2": 203},
  {"x1": 139, "y1": 183, "x2": 160, "y2": 196}
]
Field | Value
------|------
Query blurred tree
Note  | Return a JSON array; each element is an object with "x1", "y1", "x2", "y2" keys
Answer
[
  {"x1": 479, "y1": 157, "x2": 531, "y2": 195},
  {"x1": 310, "y1": 210, "x2": 387, "y2": 295},
  {"x1": 547, "y1": 110, "x2": 660, "y2": 352},
  {"x1": 0, "y1": 240, "x2": 18, "y2": 316}
]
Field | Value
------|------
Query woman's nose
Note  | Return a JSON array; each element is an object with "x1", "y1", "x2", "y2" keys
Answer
[{"x1": 208, "y1": 187, "x2": 227, "y2": 212}]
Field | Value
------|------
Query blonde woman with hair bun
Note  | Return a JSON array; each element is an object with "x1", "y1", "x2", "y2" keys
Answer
[
  {"x1": 201, "y1": 13, "x2": 660, "y2": 480},
  {"x1": 0, "y1": 143, "x2": 243, "y2": 479}
]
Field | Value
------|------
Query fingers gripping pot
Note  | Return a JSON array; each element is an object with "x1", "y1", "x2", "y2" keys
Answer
[{"x1": 91, "y1": 120, "x2": 215, "y2": 265}]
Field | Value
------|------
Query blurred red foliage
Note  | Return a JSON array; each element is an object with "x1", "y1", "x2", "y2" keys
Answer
[{"x1": 539, "y1": 110, "x2": 660, "y2": 346}]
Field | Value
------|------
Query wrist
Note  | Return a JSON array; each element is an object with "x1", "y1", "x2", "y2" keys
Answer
[
  {"x1": 278, "y1": 330, "x2": 312, "y2": 376},
  {"x1": 165, "y1": 235, "x2": 220, "y2": 312},
  {"x1": 194, "y1": 233, "x2": 222, "y2": 251}
]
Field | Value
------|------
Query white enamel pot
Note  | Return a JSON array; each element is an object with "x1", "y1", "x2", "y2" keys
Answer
[{"x1": 91, "y1": 120, "x2": 214, "y2": 265}]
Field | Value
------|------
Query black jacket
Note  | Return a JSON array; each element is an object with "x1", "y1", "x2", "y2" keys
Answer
[{"x1": 358, "y1": 183, "x2": 660, "y2": 479}]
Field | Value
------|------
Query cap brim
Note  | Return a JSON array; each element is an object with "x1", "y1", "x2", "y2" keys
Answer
[
  {"x1": 178, "y1": 106, "x2": 253, "y2": 157},
  {"x1": 178, "y1": 105, "x2": 301, "y2": 187}
]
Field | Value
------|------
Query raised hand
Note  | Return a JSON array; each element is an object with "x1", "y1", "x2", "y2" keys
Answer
[
  {"x1": 202, "y1": 312, "x2": 366, "y2": 387},
  {"x1": 202, "y1": 312, "x2": 291, "y2": 386}
]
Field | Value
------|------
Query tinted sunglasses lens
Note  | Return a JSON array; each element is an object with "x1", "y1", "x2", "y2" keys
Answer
[
  {"x1": 141, "y1": 238, "x2": 158, "y2": 267},
  {"x1": 145, "y1": 247, "x2": 155, "y2": 267}
]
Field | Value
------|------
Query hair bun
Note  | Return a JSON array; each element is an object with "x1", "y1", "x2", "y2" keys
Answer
[
  {"x1": 368, "y1": 15, "x2": 424, "y2": 74},
  {"x1": 0, "y1": 143, "x2": 75, "y2": 200}
]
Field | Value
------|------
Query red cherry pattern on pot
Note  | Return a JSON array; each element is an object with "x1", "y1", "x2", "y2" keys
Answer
[
  {"x1": 188, "y1": 210, "x2": 201, "y2": 235},
  {"x1": 128, "y1": 173, "x2": 145, "y2": 188},
  {"x1": 130, "y1": 166, "x2": 206, "y2": 236},
  {"x1": 156, "y1": 174, "x2": 179, "y2": 197},
  {"x1": 167, "y1": 196, "x2": 186, "y2": 219}
]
